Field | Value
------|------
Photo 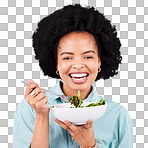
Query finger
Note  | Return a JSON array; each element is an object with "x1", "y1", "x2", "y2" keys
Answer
[
  {"x1": 35, "y1": 96, "x2": 48, "y2": 108},
  {"x1": 28, "y1": 79, "x2": 35, "y2": 84},
  {"x1": 24, "y1": 79, "x2": 39, "y2": 98},
  {"x1": 54, "y1": 119, "x2": 72, "y2": 132},
  {"x1": 63, "y1": 120, "x2": 78, "y2": 132},
  {"x1": 25, "y1": 84, "x2": 38, "y2": 97},
  {"x1": 84, "y1": 119, "x2": 93, "y2": 128},
  {"x1": 34, "y1": 91, "x2": 46, "y2": 102},
  {"x1": 25, "y1": 86, "x2": 38, "y2": 102},
  {"x1": 25, "y1": 83, "x2": 39, "y2": 98},
  {"x1": 32, "y1": 87, "x2": 44, "y2": 98},
  {"x1": 27, "y1": 92, "x2": 47, "y2": 107}
]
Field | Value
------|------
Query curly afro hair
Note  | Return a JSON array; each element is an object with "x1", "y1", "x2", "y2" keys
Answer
[{"x1": 32, "y1": 4, "x2": 122, "y2": 81}]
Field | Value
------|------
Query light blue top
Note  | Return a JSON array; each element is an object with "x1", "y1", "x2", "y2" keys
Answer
[{"x1": 13, "y1": 81, "x2": 133, "y2": 148}]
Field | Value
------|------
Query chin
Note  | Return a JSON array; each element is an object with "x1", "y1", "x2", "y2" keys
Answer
[{"x1": 71, "y1": 83, "x2": 91, "y2": 91}]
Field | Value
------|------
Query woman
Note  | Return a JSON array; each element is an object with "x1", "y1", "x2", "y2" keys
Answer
[{"x1": 13, "y1": 4, "x2": 133, "y2": 148}]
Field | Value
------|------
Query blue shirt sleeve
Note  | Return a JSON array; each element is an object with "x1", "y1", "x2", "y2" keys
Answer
[
  {"x1": 116, "y1": 108, "x2": 133, "y2": 148},
  {"x1": 13, "y1": 83, "x2": 133, "y2": 148},
  {"x1": 97, "y1": 106, "x2": 133, "y2": 148},
  {"x1": 13, "y1": 99, "x2": 35, "y2": 148}
]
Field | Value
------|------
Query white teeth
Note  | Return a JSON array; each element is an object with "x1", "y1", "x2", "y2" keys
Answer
[
  {"x1": 70, "y1": 73, "x2": 87, "y2": 78},
  {"x1": 72, "y1": 77, "x2": 86, "y2": 80}
]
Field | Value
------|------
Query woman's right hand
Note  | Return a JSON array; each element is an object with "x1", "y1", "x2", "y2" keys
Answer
[{"x1": 24, "y1": 79, "x2": 50, "y2": 117}]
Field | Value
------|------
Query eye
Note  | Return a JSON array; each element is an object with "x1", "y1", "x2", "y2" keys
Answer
[
  {"x1": 63, "y1": 57, "x2": 72, "y2": 60},
  {"x1": 84, "y1": 56, "x2": 93, "y2": 59}
]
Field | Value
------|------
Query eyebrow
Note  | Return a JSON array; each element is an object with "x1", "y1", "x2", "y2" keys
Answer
[{"x1": 60, "y1": 50, "x2": 96, "y2": 56}]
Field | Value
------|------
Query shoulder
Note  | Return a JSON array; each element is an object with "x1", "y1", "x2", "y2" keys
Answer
[
  {"x1": 100, "y1": 96, "x2": 132, "y2": 124},
  {"x1": 100, "y1": 96, "x2": 133, "y2": 134},
  {"x1": 102, "y1": 96, "x2": 128, "y2": 113},
  {"x1": 93, "y1": 88, "x2": 130, "y2": 117}
]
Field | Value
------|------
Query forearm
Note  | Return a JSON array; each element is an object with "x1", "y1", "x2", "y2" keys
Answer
[{"x1": 31, "y1": 114, "x2": 49, "y2": 148}]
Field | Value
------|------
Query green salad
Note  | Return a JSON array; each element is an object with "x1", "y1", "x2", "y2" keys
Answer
[
  {"x1": 67, "y1": 90, "x2": 105, "y2": 108},
  {"x1": 67, "y1": 90, "x2": 83, "y2": 108}
]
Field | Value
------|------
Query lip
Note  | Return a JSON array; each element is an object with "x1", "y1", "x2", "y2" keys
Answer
[
  {"x1": 69, "y1": 72, "x2": 88, "y2": 75},
  {"x1": 68, "y1": 72, "x2": 89, "y2": 84}
]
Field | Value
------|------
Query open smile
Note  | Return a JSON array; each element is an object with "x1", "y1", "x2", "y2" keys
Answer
[{"x1": 68, "y1": 72, "x2": 89, "y2": 84}]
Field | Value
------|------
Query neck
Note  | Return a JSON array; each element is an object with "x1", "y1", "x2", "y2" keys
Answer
[{"x1": 61, "y1": 82, "x2": 92, "y2": 100}]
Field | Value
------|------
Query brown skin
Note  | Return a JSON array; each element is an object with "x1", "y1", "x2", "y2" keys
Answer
[
  {"x1": 24, "y1": 79, "x2": 50, "y2": 148},
  {"x1": 55, "y1": 31, "x2": 101, "y2": 147},
  {"x1": 55, "y1": 119, "x2": 96, "y2": 147},
  {"x1": 24, "y1": 31, "x2": 100, "y2": 148},
  {"x1": 57, "y1": 31, "x2": 101, "y2": 100}
]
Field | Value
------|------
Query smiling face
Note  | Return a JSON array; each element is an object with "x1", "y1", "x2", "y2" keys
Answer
[{"x1": 57, "y1": 31, "x2": 101, "y2": 99}]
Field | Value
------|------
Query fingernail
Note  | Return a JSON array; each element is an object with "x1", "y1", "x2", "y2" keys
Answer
[
  {"x1": 31, "y1": 91, "x2": 35, "y2": 96},
  {"x1": 28, "y1": 79, "x2": 34, "y2": 84},
  {"x1": 64, "y1": 120, "x2": 68, "y2": 124}
]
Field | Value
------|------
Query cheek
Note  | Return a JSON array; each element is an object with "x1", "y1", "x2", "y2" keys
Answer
[
  {"x1": 88, "y1": 61, "x2": 99, "y2": 71},
  {"x1": 58, "y1": 63, "x2": 69, "y2": 75},
  {"x1": 92, "y1": 67, "x2": 99, "y2": 75}
]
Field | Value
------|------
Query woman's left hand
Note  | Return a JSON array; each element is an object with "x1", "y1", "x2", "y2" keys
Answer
[{"x1": 54, "y1": 118, "x2": 96, "y2": 148}]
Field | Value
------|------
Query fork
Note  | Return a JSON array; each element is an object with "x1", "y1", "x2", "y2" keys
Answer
[{"x1": 21, "y1": 81, "x2": 72, "y2": 103}]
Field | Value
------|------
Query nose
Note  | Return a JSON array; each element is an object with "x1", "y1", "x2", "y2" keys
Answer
[{"x1": 72, "y1": 58, "x2": 85, "y2": 69}]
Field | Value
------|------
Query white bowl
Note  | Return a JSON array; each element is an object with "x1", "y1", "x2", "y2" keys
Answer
[{"x1": 51, "y1": 102, "x2": 107, "y2": 125}]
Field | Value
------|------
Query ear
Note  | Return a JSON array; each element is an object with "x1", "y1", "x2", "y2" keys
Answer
[
  {"x1": 56, "y1": 60, "x2": 58, "y2": 70},
  {"x1": 98, "y1": 57, "x2": 101, "y2": 68},
  {"x1": 56, "y1": 65, "x2": 58, "y2": 71}
]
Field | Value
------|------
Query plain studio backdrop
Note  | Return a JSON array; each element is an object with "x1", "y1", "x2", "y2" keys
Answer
[{"x1": 0, "y1": 0, "x2": 148, "y2": 147}]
